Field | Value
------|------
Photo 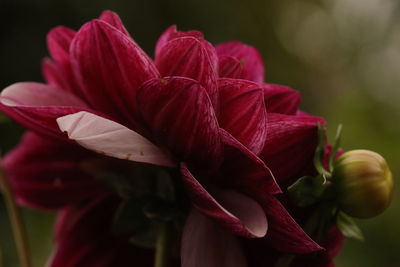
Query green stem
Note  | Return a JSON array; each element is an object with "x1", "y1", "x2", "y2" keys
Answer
[
  {"x1": 154, "y1": 222, "x2": 173, "y2": 267},
  {"x1": 0, "y1": 165, "x2": 32, "y2": 267}
]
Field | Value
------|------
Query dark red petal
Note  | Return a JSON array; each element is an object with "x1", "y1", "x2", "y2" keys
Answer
[
  {"x1": 218, "y1": 78, "x2": 267, "y2": 154},
  {"x1": 155, "y1": 25, "x2": 204, "y2": 59},
  {"x1": 0, "y1": 82, "x2": 99, "y2": 139},
  {"x1": 134, "y1": 77, "x2": 222, "y2": 169},
  {"x1": 2, "y1": 132, "x2": 105, "y2": 210},
  {"x1": 98, "y1": 10, "x2": 130, "y2": 36},
  {"x1": 218, "y1": 55, "x2": 244, "y2": 79},
  {"x1": 219, "y1": 129, "x2": 281, "y2": 195},
  {"x1": 215, "y1": 41, "x2": 264, "y2": 83},
  {"x1": 47, "y1": 26, "x2": 76, "y2": 62},
  {"x1": 71, "y1": 20, "x2": 159, "y2": 125},
  {"x1": 260, "y1": 113, "x2": 324, "y2": 187},
  {"x1": 181, "y1": 164, "x2": 267, "y2": 238},
  {"x1": 263, "y1": 83, "x2": 301, "y2": 115},
  {"x1": 155, "y1": 36, "x2": 219, "y2": 109}
]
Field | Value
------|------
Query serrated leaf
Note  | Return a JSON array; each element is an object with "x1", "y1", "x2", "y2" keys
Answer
[{"x1": 336, "y1": 211, "x2": 364, "y2": 241}]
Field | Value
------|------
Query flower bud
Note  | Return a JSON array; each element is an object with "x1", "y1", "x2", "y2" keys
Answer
[{"x1": 332, "y1": 150, "x2": 393, "y2": 218}]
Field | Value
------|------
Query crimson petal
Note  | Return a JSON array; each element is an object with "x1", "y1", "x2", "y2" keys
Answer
[
  {"x1": 218, "y1": 55, "x2": 244, "y2": 79},
  {"x1": 155, "y1": 36, "x2": 219, "y2": 109},
  {"x1": 134, "y1": 77, "x2": 222, "y2": 169},
  {"x1": 218, "y1": 78, "x2": 267, "y2": 155},
  {"x1": 263, "y1": 83, "x2": 301, "y2": 115},
  {"x1": 98, "y1": 10, "x2": 130, "y2": 36},
  {"x1": 216, "y1": 41, "x2": 264, "y2": 83},
  {"x1": 260, "y1": 113, "x2": 324, "y2": 187},
  {"x1": 47, "y1": 26, "x2": 75, "y2": 62},
  {"x1": 71, "y1": 20, "x2": 159, "y2": 126},
  {"x1": 2, "y1": 132, "x2": 104, "y2": 210}
]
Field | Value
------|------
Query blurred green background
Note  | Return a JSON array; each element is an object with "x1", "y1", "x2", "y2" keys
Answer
[{"x1": 0, "y1": 0, "x2": 399, "y2": 266}]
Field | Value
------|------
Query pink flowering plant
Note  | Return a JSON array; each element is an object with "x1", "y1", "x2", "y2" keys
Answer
[{"x1": 0, "y1": 11, "x2": 394, "y2": 267}]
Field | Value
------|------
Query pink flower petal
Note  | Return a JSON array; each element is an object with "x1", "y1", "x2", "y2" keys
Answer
[
  {"x1": 2, "y1": 132, "x2": 104, "y2": 210},
  {"x1": 263, "y1": 83, "x2": 301, "y2": 115},
  {"x1": 71, "y1": 20, "x2": 159, "y2": 125},
  {"x1": 57, "y1": 111, "x2": 175, "y2": 167},
  {"x1": 134, "y1": 77, "x2": 222, "y2": 169},
  {"x1": 98, "y1": 10, "x2": 130, "y2": 36},
  {"x1": 218, "y1": 78, "x2": 267, "y2": 155},
  {"x1": 260, "y1": 113, "x2": 324, "y2": 187},
  {"x1": 181, "y1": 208, "x2": 248, "y2": 267},
  {"x1": 47, "y1": 26, "x2": 75, "y2": 62},
  {"x1": 218, "y1": 55, "x2": 244, "y2": 79},
  {"x1": 181, "y1": 163, "x2": 267, "y2": 238},
  {"x1": 0, "y1": 82, "x2": 93, "y2": 138},
  {"x1": 216, "y1": 41, "x2": 265, "y2": 83},
  {"x1": 155, "y1": 36, "x2": 219, "y2": 109}
]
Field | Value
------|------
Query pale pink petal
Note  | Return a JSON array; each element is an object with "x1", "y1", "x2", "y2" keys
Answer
[
  {"x1": 181, "y1": 208, "x2": 248, "y2": 267},
  {"x1": 181, "y1": 163, "x2": 267, "y2": 238},
  {"x1": 57, "y1": 111, "x2": 175, "y2": 167}
]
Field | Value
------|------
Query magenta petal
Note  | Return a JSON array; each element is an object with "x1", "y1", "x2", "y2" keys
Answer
[
  {"x1": 47, "y1": 26, "x2": 76, "y2": 63},
  {"x1": 98, "y1": 10, "x2": 130, "y2": 36},
  {"x1": 57, "y1": 111, "x2": 176, "y2": 167},
  {"x1": 0, "y1": 82, "x2": 95, "y2": 138},
  {"x1": 260, "y1": 113, "x2": 324, "y2": 187},
  {"x1": 181, "y1": 208, "x2": 248, "y2": 267},
  {"x1": 155, "y1": 36, "x2": 219, "y2": 109},
  {"x1": 71, "y1": 20, "x2": 159, "y2": 125},
  {"x1": 263, "y1": 83, "x2": 301, "y2": 115},
  {"x1": 218, "y1": 55, "x2": 244, "y2": 79},
  {"x1": 155, "y1": 25, "x2": 204, "y2": 59},
  {"x1": 218, "y1": 78, "x2": 267, "y2": 154},
  {"x1": 219, "y1": 129, "x2": 281, "y2": 195},
  {"x1": 2, "y1": 132, "x2": 104, "y2": 210},
  {"x1": 215, "y1": 41, "x2": 264, "y2": 83},
  {"x1": 135, "y1": 77, "x2": 222, "y2": 169},
  {"x1": 181, "y1": 164, "x2": 267, "y2": 238}
]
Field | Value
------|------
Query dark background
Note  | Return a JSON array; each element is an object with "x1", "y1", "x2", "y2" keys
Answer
[{"x1": 0, "y1": 0, "x2": 399, "y2": 266}]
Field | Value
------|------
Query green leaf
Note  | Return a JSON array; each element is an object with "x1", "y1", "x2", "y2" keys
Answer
[
  {"x1": 336, "y1": 211, "x2": 364, "y2": 241},
  {"x1": 112, "y1": 198, "x2": 151, "y2": 233},
  {"x1": 328, "y1": 124, "x2": 343, "y2": 172},
  {"x1": 287, "y1": 175, "x2": 328, "y2": 207},
  {"x1": 313, "y1": 122, "x2": 331, "y2": 179}
]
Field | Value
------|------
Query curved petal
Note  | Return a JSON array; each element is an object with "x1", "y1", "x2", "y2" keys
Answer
[
  {"x1": 218, "y1": 55, "x2": 243, "y2": 79},
  {"x1": 181, "y1": 164, "x2": 267, "y2": 238},
  {"x1": 99, "y1": 10, "x2": 130, "y2": 36},
  {"x1": 0, "y1": 82, "x2": 95, "y2": 138},
  {"x1": 263, "y1": 83, "x2": 301, "y2": 115},
  {"x1": 2, "y1": 132, "x2": 104, "y2": 210},
  {"x1": 182, "y1": 208, "x2": 248, "y2": 267},
  {"x1": 71, "y1": 20, "x2": 159, "y2": 125},
  {"x1": 260, "y1": 113, "x2": 324, "y2": 187},
  {"x1": 155, "y1": 25, "x2": 204, "y2": 59},
  {"x1": 215, "y1": 41, "x2": 264, "y2": 83},
  {"x1": 134, "y1": 77, "x2": 222, "y2": 169},
  {"x1": 57, "y1": 111, "x2": 176, "y2": 167},
  {"x1": 218, "y1": 78, "x2": 267, "y2": 154},
  {"x1": 155, "y1": 36, "x2": 219, "y2": 109},
  {"x1": 47, "y1": 26, "x2": 75, "y2": 62}
]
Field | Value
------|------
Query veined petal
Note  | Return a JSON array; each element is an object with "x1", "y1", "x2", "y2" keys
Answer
[
  {"x1": 263, "y1": 83, "x2": 301, "y2": 115},
  {"x1": 71, "y1": 20, "x2": 159, "y2": 125},
  {"x1": 134, "y1": 77, "x2": 222, "y2": 169},
  {"x1": 155, "y1": 36, "x2": 219, "y2": 109},
  {"x1": 47, "y1": 26, "x2": 75, "y2": 62},
  {"x1": 0, "y1": 82, "x2": 93, "y2": 138},
  {"x1": 155, "y1": 25, "x2": 204, "y2": 59},
  {"x1": 260, "y1": 113, "x2": 324, "y2": 187},
  {"x1": 219, "y1": 129, "x2": 281, "y2": 195},
  {"x1": 216, "y1": 41, "x2": 264, "y2": 83},
  {"x1": 181, "y1": 209, "x2": 248, "y2": 267},
  {"x1": 99, "y1": 10, "x2": 130, "y2": 36},
  {"x1": 2, "y1": 132, "x2": 104, "y2": 210},
  {"x1": 57, "y1": 111, "x2": 175, "y2": 167},
  {"x1": 218, "y1": 78, "x2": 267, "y2": 155},
  {"x1": 218, "y1": 55, "x2": 243, "y2": 79},
  {"x1": 181, "y1": 164, "x2": 267, "y2": 238}
]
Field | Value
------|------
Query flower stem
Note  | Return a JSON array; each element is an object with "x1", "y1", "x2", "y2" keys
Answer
[
  {"x1": 0, "y1": 165, "x2": 32, "y2": 267},
  {"x1": 154, "y1": 222, "x2": 173, "y2": 267}
]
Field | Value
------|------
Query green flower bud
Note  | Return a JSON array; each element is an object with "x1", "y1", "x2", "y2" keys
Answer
[{"x1": 332, "y1": 150, "x2": 393, "y2": 218}]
